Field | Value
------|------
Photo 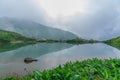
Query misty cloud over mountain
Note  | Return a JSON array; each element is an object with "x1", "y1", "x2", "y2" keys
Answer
[
  {"x1": 0, "y1": 17, "x2": 77, "y2": 40},
  {"x1": 0, "y1": 0, "x2": 120, "y2": 40},
  {"x1": 64, "y1": 2, "x2": 120, "y2": 40}
]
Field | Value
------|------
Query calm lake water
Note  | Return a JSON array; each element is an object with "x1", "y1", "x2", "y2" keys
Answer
[{"x1": 0, "y1": 43, "x2": 120, "y2": 77}]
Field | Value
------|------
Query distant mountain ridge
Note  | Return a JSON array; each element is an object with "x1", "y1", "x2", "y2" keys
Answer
[{"x1": 0, "y1": 17, "x2": 78, "y2": 40}]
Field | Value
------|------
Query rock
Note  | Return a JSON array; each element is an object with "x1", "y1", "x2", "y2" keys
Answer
[{"x1": 24, "y1": 57, "x2": 38, "y2": 64}]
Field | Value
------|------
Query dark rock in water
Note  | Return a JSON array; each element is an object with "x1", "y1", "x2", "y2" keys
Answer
[{"x1": 24, "y1": 57, "x2": 38, "y2": 64}]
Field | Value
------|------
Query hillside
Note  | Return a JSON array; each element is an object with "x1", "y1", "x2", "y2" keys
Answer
[
  {"x1": 103, "y1": 37, "x2": 120, "y2": 49},
  {"x1": 0, "y1": 30, "x2": 35, "y2": 44},
  {"x1": 0, "y1": 17, "x2": 78, "y2": 40}
]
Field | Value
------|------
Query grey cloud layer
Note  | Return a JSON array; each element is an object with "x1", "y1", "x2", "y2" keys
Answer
[
  {"x1": 0, "y1": 0, "x2": 46, "y2": 24},
  {"x1": 63, "y1": 0, "x2": 120, "y2": 40},
  {"x1": 0, "y1": 0, "x2": 120, "y2": 40}
]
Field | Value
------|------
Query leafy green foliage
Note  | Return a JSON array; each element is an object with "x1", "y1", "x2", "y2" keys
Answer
[{"x1": 3, "y1": 58, "x2": 120, "y2": 80}]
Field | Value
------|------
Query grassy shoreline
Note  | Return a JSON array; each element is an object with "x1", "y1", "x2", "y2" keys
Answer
[{"x1": 2, "y1": 58, "x2": 120, "y2": 80}]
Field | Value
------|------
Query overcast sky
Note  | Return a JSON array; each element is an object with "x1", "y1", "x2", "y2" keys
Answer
[{"x1": 0, "y1": 0, "x2": 120, "y2": 40}]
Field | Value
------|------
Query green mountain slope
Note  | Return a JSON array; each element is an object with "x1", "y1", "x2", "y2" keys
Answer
[
  {"x1": 0, "y1": 30, "x2": 35, "y2": 44},
  {"x1": 104, "y1": 37, "x2": 120, "y2": 49}
]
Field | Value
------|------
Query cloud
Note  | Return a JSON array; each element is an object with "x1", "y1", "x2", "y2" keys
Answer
[
  {"x1": 0, "y1": 0, "x2": 120, "y2": 40},
  {"x1": 0, "y1": 0, "x2": 47, "y2": 24},
  {"x1": 59, "y1": 0, "x2": 120, "y2": 40}
]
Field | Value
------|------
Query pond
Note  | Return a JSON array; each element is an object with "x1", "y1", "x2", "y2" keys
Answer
[{"x1": 0, "y1": 43, "x2": 120, "y2": 77}]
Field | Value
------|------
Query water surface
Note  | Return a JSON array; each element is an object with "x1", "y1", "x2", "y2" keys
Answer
[{"x1": 0, "y1": 43, "x2": 120, "y2": 77}]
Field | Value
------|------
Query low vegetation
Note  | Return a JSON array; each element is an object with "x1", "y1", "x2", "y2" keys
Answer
[
  {"x1": 38, "y1": 39, "x2": 98, "y2": 44},
  {"x1": 64, "y1": 39, "x2": 97, "y2": 44},
  {"x1": 2, "y1": 58, "x2": 120, "y2": 80}
]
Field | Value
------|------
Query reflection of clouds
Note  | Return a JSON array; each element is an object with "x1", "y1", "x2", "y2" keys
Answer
[
  {"x1": 112, "y1": 48, "x2": 120, "y2": 58},
  {"x1": 36, "y1": 43, "x2": 120, "y2": 70},
  {"x1": 0, "y1": 43, "x2": 120, "y2": 77},
  {"x1": 0, "y1": 43, "x2": 73, "y2": 63},
  {"x1": 0, "y1": 60, "x2": 38, "y2": 77}
]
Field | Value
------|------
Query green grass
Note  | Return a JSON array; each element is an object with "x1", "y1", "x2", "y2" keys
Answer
[
  {"x1": 0, "y1": 30, "x2": 36, "y2": 44},
  {"x1": 2, "y1": 58, "x2": 120, "y2": 80},
  {"x1": 104, "y1": 37, "x2": 120, "y2": 50}
]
